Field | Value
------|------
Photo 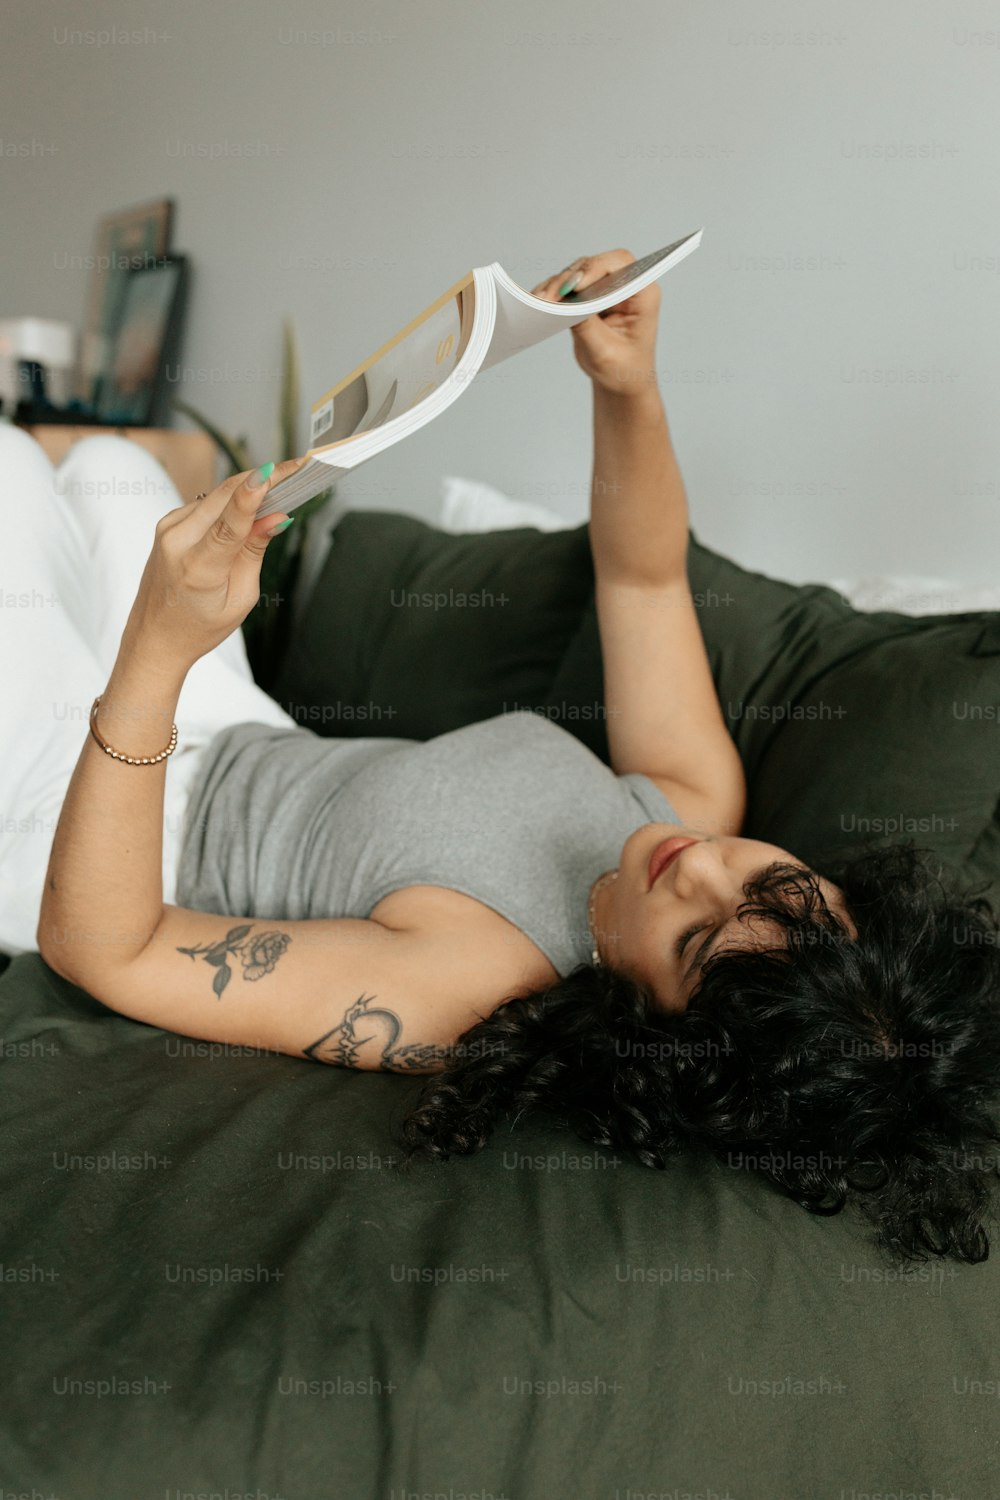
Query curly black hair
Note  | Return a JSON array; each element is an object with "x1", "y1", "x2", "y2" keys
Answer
[{"x1": 396, "y1": 842, "x2": 1000, "y2": 1266}]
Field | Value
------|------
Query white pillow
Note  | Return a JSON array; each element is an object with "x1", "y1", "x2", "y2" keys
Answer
[
  {"x1": 439, "y1": 475, "x2": 575, "y2": 533},
  {"x1": 828, "y1": 575, "x2": 1000, "y2": 617},
  {"x1": 438, "y1": 476, "x2": 999, "y2": 617}
]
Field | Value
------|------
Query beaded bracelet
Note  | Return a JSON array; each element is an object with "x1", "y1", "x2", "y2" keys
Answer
[{"x1": 89, "y1": 695, "x2": 178, "y2": 766}]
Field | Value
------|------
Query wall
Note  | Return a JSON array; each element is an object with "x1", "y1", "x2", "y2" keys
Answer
[{"x1": 2, "y1": 0, "x2": 999, "y2": 584}]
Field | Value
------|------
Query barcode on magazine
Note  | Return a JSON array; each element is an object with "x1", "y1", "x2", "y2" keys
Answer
[{"x1": 311, "y1": 399, "x2": 334, "y2": 444}]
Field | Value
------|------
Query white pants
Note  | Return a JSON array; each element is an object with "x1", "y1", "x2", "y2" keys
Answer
[{"x1": 0, "y1": 423, "x2": 298, "y2": 957}]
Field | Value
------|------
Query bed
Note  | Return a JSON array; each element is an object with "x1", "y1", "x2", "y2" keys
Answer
[{"x1": 1, "y1": 496, "x2": 998, "y2": 1497}]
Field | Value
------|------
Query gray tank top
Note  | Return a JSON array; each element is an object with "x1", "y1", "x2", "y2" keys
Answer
[{"x1": 174, "y1": 710, "x2": 678, "y2": 977}]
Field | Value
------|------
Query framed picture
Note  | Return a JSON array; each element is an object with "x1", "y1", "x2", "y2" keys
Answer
[
  {"x1": 94, "y1": 256, "x2": 188, "y2": 427},
  {"x1": 74, "y1": 197, "x2": 174, "y2": 407}
]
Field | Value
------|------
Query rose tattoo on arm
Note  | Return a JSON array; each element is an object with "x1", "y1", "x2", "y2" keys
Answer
[{"x1": 176, "y1": 923, "x2": 292, "y2": 998}]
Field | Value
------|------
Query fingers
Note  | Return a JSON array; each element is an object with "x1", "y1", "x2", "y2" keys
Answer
[
  {"x1": 530, "y1": 256, "x2": 587, "y2": 299},
  {"x1": 165, "y1": 455, "x2": 305, "y2": 557},
  {"x1": 192, "y1": 467, "x2": 272, "y2": 555},
  {"x1": 243, "y1": 456, "x2": 307, "y2": 536},
  {"x1": 530, "y1": 257, "x2": 588, "y2": 301},
  {"x1": 529, "y1": 249, "x2": 636, "y2": 302}
]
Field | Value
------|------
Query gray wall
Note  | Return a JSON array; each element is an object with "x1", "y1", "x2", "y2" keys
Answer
[{"x1": 3, "y1": 0, "x2": 999, "y2": 585}]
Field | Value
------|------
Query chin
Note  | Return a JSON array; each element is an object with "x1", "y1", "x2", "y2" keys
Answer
[
  {"x1": 620, "y1": 823, "x2": 683, "y2": 891},
  {"x1": 629, "y1": 821, "x2": 681, "y2": 853}
]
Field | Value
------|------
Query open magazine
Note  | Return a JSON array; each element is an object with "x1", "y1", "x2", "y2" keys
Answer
[{"x1": 255, "y1": 229, "x2": 704, "y2": 520}]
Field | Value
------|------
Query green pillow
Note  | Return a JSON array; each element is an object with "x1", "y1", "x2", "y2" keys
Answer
[
  {"x1": 552, "y1": 538, "x2": 1000, "y2": 903},
  {"x1": 271, "y1": 510, "x2": 1000, "y2": 908},
  {"x1": 269, "y1": 513, "x2": 594, "y2": 739}
]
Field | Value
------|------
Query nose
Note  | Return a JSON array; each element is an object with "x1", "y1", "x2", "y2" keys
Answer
[{"x1": 672, "y1": 838, "x2": 742, "y2": 905}]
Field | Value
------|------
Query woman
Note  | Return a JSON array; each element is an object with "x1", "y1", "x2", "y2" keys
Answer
[{"x1": 19, "y1": 250, "x2": 1000, "y2": 1267}]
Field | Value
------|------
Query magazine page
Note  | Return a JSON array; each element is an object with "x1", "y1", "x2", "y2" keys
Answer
[
  {"x1": 552, "y1": 235, "x2": 700, "y2": 305},
  {"x1": 308, "y1": 271, "x2": 476, "y2": 450},
  {"x1": 256, "y1": 268, "x2": 488, "y2": 520},
  {"x1": 257, "y1": 233, "x2": 703, "y2": 520},
  {"x1": 481, "y1": 230, "x2": 702, "y2": 371}
]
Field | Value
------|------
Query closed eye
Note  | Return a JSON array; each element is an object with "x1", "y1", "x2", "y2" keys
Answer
[
  {"x1": 672, "y1": 860, "x2": 824, "y2": 984},
  {"x1": 674, "y1": 922, "x2": 703, "y2": 962},
  {"x1": 672, "y1": 863, "x2": 791, "y2": 978},
  {"x1": 671, "y1": 870, "x2": 797, "y2": 984},
  {"x1": 674, "y1": 920, "x2": 721, "y2": 977}
]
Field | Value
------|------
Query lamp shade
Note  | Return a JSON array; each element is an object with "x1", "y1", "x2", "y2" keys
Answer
[{"x1": 0, "y1": 317, "x2": 76, "y2": 368}]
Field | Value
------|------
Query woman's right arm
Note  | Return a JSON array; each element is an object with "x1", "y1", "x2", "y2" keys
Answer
[{"x1": 73, "y1": 902, "x2": 515, "y2": 1073}]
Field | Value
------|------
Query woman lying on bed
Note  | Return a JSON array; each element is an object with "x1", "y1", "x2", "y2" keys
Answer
[{"x1": 30, "y1": 250, "x2": 1000, "y2": 1267}]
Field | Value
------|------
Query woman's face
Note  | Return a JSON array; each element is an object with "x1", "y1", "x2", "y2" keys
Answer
[{"x1": 593, "y1": 822, "x2": 857, "y2": 1012}]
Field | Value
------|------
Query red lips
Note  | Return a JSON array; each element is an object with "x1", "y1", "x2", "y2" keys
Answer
[{"x1": 647, "y1": 836, "x2": 699, "y2": 890}]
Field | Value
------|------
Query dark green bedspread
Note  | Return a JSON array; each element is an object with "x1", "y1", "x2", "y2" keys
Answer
[
  {"x1": 3, "y1": 511, "x2": 999, "y2": 1496},
  {"x1": 1, "y1": 951, "x2": 996, "y2": 1497}
]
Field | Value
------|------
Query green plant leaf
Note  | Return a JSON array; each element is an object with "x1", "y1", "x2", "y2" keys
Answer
[{"x1": 280, "y1": 318, "x2": 300, "y2": 461}]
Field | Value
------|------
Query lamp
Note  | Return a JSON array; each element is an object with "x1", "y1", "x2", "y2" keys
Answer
[{"x1": 0, "y1": 317, "x2": 77, "y2": 415}]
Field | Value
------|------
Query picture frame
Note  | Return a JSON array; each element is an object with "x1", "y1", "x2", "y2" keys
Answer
[
  {"x1": 74, "y1": 196, "x2": 174, "y2": 407},
  {"x1": 93, "y1": 255, "x2": 188, "y2": 427}
]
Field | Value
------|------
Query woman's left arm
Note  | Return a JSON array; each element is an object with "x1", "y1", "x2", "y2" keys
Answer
[
  {"x1": 588, "y1": 388, "x2": 746, "y2": 836},
  {"x1": 36, "y1": 457, "x2": 302, "y2": 990},
  {"x1": 532, "y1": 250, "x2": 746, "y2": 836}
]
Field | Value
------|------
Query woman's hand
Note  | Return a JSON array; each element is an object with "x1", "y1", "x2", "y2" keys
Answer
[
  {"x1": 120, "y1": 457, "x2": 305, "y2": 672},
  {"x1": 530, "y1": 249, "x2": 660, "y2": 399}
]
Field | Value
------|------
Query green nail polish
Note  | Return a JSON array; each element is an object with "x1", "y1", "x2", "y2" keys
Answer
[
  {"x1": 250, "y1": 461, "x2": 275, "y2": 488},
  {"x1": 269, "y1": 517, "x2": 293, "y2": 533}
]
